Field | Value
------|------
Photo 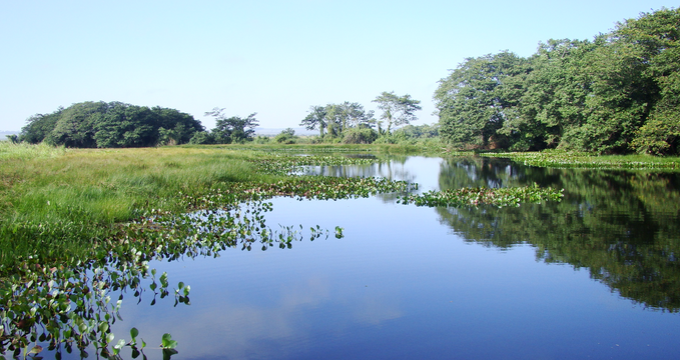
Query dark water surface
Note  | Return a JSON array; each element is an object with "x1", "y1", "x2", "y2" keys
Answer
[{"x1": 110, "y1": 156, "x2": 680, "y2": 359}]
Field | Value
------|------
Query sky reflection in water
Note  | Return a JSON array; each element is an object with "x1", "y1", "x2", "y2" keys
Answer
[{"x1": 112, "y1": 156, "x2": 680, "y2": 360}]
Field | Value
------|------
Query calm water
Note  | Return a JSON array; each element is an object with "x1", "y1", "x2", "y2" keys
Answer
[{"x1": 93, "y1": 156, "x2": 680, "y2": 358}]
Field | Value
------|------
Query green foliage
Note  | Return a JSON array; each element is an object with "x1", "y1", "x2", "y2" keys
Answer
[
  {"x1": 300, "y1": 102, "x2": 375, "y2": 139},
  {"x1": 482, "y1": 150, "x2": 680, "y2": 170},
  {"x1": 392, "y1": 123, "x2": 439, "y2": 139},
  {"x1": 436, "y1": 8, "x2": 680, "y2": 155},
  {"x1": 18, "y1": 102, "x2": 203, "y2": 148},
  {"x1": 189, "y1": 131, "x2": 215, "y2": 144},
  {"x1": 398, "y1": 184, "x2": 564, "y2": 207},
  {"x1": 0, "y1": 142, "x2": 67, "y2": 160},
  {"x1": 274, "y1": 128, "x2": 297, "y2": 144},
  {"x1": 342, "y1": 127, "x2": 378, "y2": 144},
  {"x1": 436, "y1": 51, "x2": 526, "y2": 149},
  {"x1": 254, "y1": 135, "x2": 271, "y2": 144},
  {"x1": 205, "y1": 108, "x2": 259, "y2": 144},
  {"x1": 372, "y1": 91, "x2": 421, "y2": 135}
]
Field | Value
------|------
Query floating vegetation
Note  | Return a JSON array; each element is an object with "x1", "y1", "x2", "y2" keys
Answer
[
  {"x1": 0, "y1": 199, "x2": 342, "y2": 359},
  {"x1": 253, "y1": 155, "x2": 378, "y2": 175},
  {"x1": 178, "y1": 177, "x2": 416, "y2": 209},
  {"x1": 398, "y1": 184, "x2": 564, "y2": 208},
  {"x1": 481, "y1": 151, "x2": 680, "y2": 170}
]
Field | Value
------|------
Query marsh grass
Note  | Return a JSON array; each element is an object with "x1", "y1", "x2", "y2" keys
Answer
[
  {"x1": 0, "y1": 144, "x2": 422, "y2": 271},
  {"x1": 0, "y1": 141, "x2": 67, "y2": 160},
  {"x1": 0, "y1": 146, "x2": 282, "y2": 269}
]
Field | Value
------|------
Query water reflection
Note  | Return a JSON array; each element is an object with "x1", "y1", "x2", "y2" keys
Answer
[
  {"x1": 8, "y1": 155, "x2": 679, "y2": 359},
  {"x1": 434, "y1": 157, "x2": 680, "y2": 312},
  {"x1": 298, "y1": 155, "x2": 416, "y2": 185}
]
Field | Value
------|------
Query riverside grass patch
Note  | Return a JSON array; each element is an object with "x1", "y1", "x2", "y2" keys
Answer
[{"x1": 480, "y1": 150, "x2": 680, "y2": 170}]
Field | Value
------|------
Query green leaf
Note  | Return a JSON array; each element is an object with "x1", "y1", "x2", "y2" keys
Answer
[
  {"x1": 161, "y1": 333, "x2": 178, "y2": 349},
  {"x1": 130, "y1": 327, "x2": 139, "y2": 340}
]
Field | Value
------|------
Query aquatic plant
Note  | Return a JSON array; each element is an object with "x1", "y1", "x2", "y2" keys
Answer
[
  {"x1": 481, "y1": 151, "x2": 680, "y2": 170},
  {"x1": 398, "y1": 184, "x2": 564, "y2": 208},
  {"x1": 0, "y1": 199, "x2": 343, "y2": 359}
]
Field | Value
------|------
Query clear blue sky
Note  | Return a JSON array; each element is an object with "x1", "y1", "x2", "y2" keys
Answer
[{"x1": 0, "y1": 1, "x2": 673, "y2": 132}]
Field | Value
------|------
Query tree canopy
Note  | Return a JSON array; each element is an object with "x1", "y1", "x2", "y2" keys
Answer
[
  {"x1": 372, "y1": 92, "x2": 422, "y2": 136},
  {"x1": 436, "y1": 8, "x2": 680, "y2": 154},
  {"x1": 19, "y1": 101, "x2": 204, "y2": 148},
  {"x1": 300, "y1": 102, "x2": 376, "y2": 142}
]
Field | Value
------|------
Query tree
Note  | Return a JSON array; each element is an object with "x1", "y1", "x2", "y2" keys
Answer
[
  {"x1": 624, "y1": 8, "x2": 680, "y2": 154},
  {"x1": 301, "y1": 102, "x2": 375, "y2": 139},
  {"x1": 435, "y1": 52, "x2": 525, "y2": 148},
  {"x1": 372, "y1": 92, "x2": 421, "y2": 136},
  {"x1": 93, "y1": 103, "x2": 157, "y2": 148},
  {"x1": 205, "y1": 108, "x2": 259, "y2": 144},
  {"x1": 300, "y1": 106, "x2": 328, "y2": 138},
  {"x1": 501, "y1": 39, "x2": 594, "y2": 151},
  {"x1": 19, "y1": 107, "x2": 64, "y2": 144},
  {"x1": 342, "y1": 127, "x2": 378, "y2": 144},
  {"x1": 18, "y1": 101, "x2": 203, "y2": 148},
  {"x1": 274, "y1": 128, "x2": 297, "y2": 144}
]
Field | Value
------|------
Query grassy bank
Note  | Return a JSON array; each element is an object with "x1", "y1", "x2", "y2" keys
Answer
[
  {"x1": 479, "y1": 150, "x2": 680, "y2": 170},
  {"x1": 0, "y1": 143, "x2": 426, "y2": 272},
  {"x1": 0, "y1": 145, "x2": 288, "y2": 270},
  {"x1": 184, "y1": 142, "x2": 447, "y2": 154}
]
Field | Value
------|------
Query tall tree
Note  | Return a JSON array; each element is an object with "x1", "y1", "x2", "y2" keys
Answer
[
  {"x1": 372, "y1": 92, "x2": 421, "y2": 136},
  {"x1": 435, "y1": 52, "x2": 524, "y2": 148},
  {"x1": 205, "y1": 108, "x2": 259, "y2": 144},
  {"x1": 301, "y1": 102, "x2": 374, "y2": 139},
  {"x1": 501, "y1": 39, "x2": 594, "y2": 150},
  {"x1": 624, "y1": 7, "x2": 680, "y2": 154},
  {"x1": 300, "y1": 105, "x2": 328, "y2": 138},
  {"x1": 19, "y1": 107, "x2": 64, "y2": 144}
]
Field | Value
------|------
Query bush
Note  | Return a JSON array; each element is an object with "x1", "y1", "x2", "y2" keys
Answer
[
  {"x1": 343, "y1": 128, "x2": 378, "y2": 144},
  {"x1": 274, "y1": 128, "x2": 297, "y2": 144}
]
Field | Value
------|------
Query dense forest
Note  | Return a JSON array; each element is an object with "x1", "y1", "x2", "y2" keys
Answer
[{"x1": 436, "y1": 8, "x2": 679, "y2": 154}]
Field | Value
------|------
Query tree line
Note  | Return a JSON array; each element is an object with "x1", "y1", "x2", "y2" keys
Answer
[
  {"x1": 16, "y1": 91, "x2": 424, "y2": 147},
  {"x1": 298, "y1": 91, "x2": 422, "y2": 144},
  {"x1": 436, "y1": 7, "x2": 679, "y2": 154},
  {"x1": 17, "y1": 102, "x2": 266, "y2": 147}
]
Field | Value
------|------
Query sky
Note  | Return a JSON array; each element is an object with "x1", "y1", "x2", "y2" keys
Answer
[{"x1": 0, "y1": 1, "x2": 674, "y2": 132}]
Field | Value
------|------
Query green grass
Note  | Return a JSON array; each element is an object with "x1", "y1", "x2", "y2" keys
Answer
[
  {"x1": 183, "y1": 142, "x2": 447, "y2": 154},
  {"x1": 479, "y1": 149, "x2": 680, "y2": 170},
  {"x1": 0, "y1": 144, "x2": 424, "y2": 271},
  {"x1": 0, "y1": 141, "x2": 67, "y2": 160},
  {"x1": 0, "y1": 146, "x2": 284, "y2": 269}
]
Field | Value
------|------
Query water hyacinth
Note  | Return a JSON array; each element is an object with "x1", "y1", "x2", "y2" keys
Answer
[
  {"x1": 0, "y1": 198, "x2": 347, "y2": 359},
  {"x1": 482, "y1": 151, "x2": 680, "y2": 170},
  {"x1": 398, "y1": 184, "x2": 564, "y2": 208},
  {"x1": 253, "y1": 155, "x2": 378, "y2": 175}
]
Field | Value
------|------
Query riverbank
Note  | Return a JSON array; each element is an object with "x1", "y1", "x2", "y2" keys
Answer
[
  {"x1": 0, "y1": 143, "x2": 426, "y2": 272},
  {"x1": 479, "y1": 150, "x2": 680, "y2": 170}
]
